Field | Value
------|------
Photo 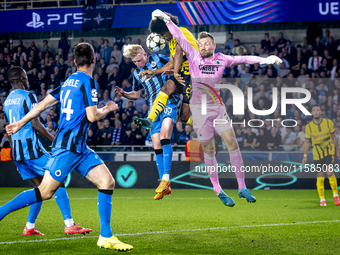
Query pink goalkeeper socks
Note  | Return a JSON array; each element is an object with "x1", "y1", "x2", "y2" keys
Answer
[
  {"x1": 204, "y1": 153, "x2": 222, "y2": 195},
  {"x1": 229, "y1": 148, "x2": 247, "y2": 190}
]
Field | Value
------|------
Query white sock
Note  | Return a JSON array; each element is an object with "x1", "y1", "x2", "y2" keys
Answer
[
  {"x1": 334, "y1": 194, "x2": 339, "y2": 198},
  {"x1": 26, "y1": 222, "x2": 35, "y2": 230},
  {"x1": 320, "y1": 199, "x2": 326, "y2": 202},
  {"x1": 162, "y1": 174, "x2": 170, "y2": 181},
  {"x1": 65, "y1": 218, "x2": 75, "y2": 228}
]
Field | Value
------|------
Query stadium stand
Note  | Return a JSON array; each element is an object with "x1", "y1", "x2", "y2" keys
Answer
[{"x1": 0, "y1": 5, "x2": 340, "y2": 152}]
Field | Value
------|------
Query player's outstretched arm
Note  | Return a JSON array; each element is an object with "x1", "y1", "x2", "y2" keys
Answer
[
  {"x1": 145, "y1": 59, "x2": 174, "y2": 77},
  {"x1": 223, "y1": 55, "x2": 282, "y2": 67},
  {"x1": 167, "y1": 20, "x2": 197, "y2": 60},
  {"x1": 174, "y1": 44, "x2": 184, "y2": 75},
  {"x1": 31, "y1": 117, "x2": 54, "y2": 142},
  {"x1": 86, "y1": 101, "x2": 118, "y2": 122},
  {"x1": 152, "y1": 10, "x2": 196, "y2": 59},
  {"x1": 224, "y1": 55, "x2": 262, "y2": 66},
  {"x1": 6, "y1": 95, "x2": 58, "y2": 135},
  {"x1": 173, "y1": 44, "x2": 185, "y2": 86},
  {"x1": 142, "y1": 55, "x2": 174, "y2": 78},
  {"x1": 121, "y1": 91, "x2": 140, "y2": 100},
  {"x1": 115, "y1": 86, "x2": 141, "y2": 101}
]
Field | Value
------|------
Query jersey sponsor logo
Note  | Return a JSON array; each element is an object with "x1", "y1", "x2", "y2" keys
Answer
[
  {"x1": 216, "y1": 60, "x2": 221, "y2": 65},
  {"x1": 62, "y1": 79, "x2": 80, "y2": 88},
  {"x1": 198, "y1": 65, "x2": 220, "y2": 75},
  {"x1": 198, "y1": 65, "x2": 220, "y2": 72},
  {"x1": 312, "y1": 133, "x2": 328, "y2": 139},
  {"x1": 4, "y1": 98, "x2": 21, "y2": 106},
  {"x1": 91, "y1": 88, "x2": 98, "y2": 102}
]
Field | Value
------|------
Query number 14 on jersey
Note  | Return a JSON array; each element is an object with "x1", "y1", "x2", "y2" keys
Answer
[{"x1": 61, "y1": 90, "x2": 74, "y2": 121}]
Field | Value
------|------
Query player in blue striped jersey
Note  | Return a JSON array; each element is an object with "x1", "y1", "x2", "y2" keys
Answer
[
  {"x1": 4, "y1": 88, "x2": 46, "y2": 162},
  {"x1": 3, "y1": 67, "x2": 91, "y2": 236},
  {"x1": 116, "y1": 44, "x2": 178, "y2": 200},
  {"x1": 132, "y1": 53, "x2": 179, "y2": 107},
  {"x1": 2, "y1": 44, "x2": 133, "y2": 251}
]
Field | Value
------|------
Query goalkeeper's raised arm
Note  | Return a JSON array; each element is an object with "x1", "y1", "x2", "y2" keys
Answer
[
  {"x1": 152, "y1": 9, "x2": 199, "y2": 60},
  {"x1": 152, "y1": 9, "x2": 282, "y2": 68}
]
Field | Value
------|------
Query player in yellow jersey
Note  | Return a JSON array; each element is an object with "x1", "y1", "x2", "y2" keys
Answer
[
  {"x1": 133, "y1": 12, "x2": 198, "y2": 195},
  {"x1": 134, "y1": 12, "x2": 198, "y2": 132},
  {"x1": 302, "y1": 105, "x2": 340, "y2": 206}
]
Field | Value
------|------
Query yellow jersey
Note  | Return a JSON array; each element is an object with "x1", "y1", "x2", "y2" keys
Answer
[
  {"x1": 168, "y1": 27, "x2": 198, "y2": 74},
  {"x1": 305, "y1": 118, "x2": 335, "y2": 160}
]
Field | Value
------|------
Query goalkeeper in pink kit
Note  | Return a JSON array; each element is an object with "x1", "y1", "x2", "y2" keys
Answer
[{"x1": 149, "y1": 10, "x2": 282, "y2": 206}]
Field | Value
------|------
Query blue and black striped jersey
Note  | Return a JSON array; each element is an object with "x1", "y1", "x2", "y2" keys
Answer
[
  {"x1": 50, "y1": 71, "x2": 98, "y2": 154},
  {"x1": 132, "y1": 54, "x2": 179, "y2": 106},
  {"x1": 4, "y1": 89, "x2": 47, "y2": 161}
]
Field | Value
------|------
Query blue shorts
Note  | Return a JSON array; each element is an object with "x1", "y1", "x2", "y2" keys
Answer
[
  {"x1": 44, "y1": 147, "x2": 104, "y2": 183},
  {"x1": 150, "y1": 102, "x2": 177, "y2": 136},
  {"x1": 15, "y1": 154, "x2": 50, "y2": 180}
]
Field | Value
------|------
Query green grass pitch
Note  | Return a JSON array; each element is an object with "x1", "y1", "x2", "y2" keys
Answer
[{"x1": 0, "y1": 188, "x2": 340, "y2": 254}]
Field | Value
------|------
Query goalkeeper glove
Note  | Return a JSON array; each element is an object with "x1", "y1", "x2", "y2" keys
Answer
[
  {"x1": 152, "y1": 9, "x2": 170, "y2": 24},
  {"x1": 260, "y1": 55, "x2": 282, "y2": 65}
]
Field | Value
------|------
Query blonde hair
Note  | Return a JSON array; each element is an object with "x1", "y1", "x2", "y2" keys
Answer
[
  {"x1": 123, "y1": 44, "x2": 145, "y2": 59},
  {"x1": 198, "y1": 31, "x2": 215, "y2": 43}
]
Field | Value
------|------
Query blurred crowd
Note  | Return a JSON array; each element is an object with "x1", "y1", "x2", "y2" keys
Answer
[
  {"x1": 0, "y1": 26, "x2": 340, "y2": 151},
  {"x1": 0, "y1": 35, "x2": 193, "y2": 150},
  {"x1": 221, "y1": 28, "x2": 340, "y2": 151}
]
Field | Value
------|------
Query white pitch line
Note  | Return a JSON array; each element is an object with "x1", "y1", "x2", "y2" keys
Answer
[
  {"x1": 0, "y1": 220, "x2": 339, "y2": 245},
  {"x1": 0, "y1": 197, "x2": 320, "y2": 203},
  {"x1": 68, "y1": 197, "x2": 318, "y2": 201}
]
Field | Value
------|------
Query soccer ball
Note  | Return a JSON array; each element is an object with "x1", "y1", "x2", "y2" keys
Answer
[{"x1": 146, "y1": 33, "x2": 166, "y2": 52}]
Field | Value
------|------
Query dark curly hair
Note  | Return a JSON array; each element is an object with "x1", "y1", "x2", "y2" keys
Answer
[{"x1": 149, "y1": 12, "x2": 179, "y2": 34}]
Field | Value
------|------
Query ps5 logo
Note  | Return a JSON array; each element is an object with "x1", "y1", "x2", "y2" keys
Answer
[
  {"x1": 26, "y1": 12, "x2": 44, "y2": 28},
  {"x1": 47, "y1": 13, "x2": 82, "y2": 25},
  {"x1": 26, "y1": 11, "x2": 82, "y2": 29}
]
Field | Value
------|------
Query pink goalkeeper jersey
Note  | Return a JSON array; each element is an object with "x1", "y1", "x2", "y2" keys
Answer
[{"x1": 167, "y1": 20, "x2": 263, "y2": 106}]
